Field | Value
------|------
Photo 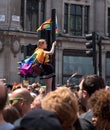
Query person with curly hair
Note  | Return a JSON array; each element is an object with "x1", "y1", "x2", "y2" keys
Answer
[
  {"x1": 88, "y1": 89, "x2": 110, "y2": 130},
  {"x1": 41, "y1": 86, "x2": 78, "y2": 130}
]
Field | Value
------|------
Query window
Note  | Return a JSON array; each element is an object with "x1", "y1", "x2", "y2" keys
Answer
[
  {"x1": 20, "y1": 0, "x2": 45, "y2": 32},
  {"x1": 108, "y1": 8, "x2": 110, "y2": 37},
  {"x1": 70, "y1": 5, "x2": 82, "y2": 35},
  {"x1": 40, "y1": 0, "x2": 45, "y2": 23},
  {"x1": 106, "y1": 52, "x2": 110, "y2": 85},
  {"x1": 26, "y1": 0, "x2": 39, "y2": 31},
  {"x1": 63, "y1": 49, "x2": 94, "y2": 85},
  {"x1": 64, "y1": 3, "x2": 89, "y2": 36},
  {"x1": 84, "y1": 6, "x2": 89, "y2": 34},
  {"x1": 20, "y1": 0, "x2": 24, "y2": 29},
  {"x1": 64, "y1": 3, "x2": 68, "y2": 33}
]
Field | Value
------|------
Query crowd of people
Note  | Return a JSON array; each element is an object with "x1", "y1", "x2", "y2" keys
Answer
[
  {"x1": 0, "y1": 39, "x2": 110, "y2": 130},
  {"x1": 0, "y1": 74, "x2": 110, "y2": 130}
]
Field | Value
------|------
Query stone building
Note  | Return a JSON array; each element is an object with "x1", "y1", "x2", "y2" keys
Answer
[{"x1": 0, "y1": 0, "x2": 110, "y2": 86}]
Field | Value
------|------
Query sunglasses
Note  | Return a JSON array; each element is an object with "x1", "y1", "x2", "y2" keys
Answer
[{"x1": 9, "y1": 97, "x2": 27, "y2": 104}]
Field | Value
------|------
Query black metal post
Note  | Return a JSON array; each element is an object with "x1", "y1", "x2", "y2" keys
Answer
[
  {"x1": 24, "y1": 0, "x2": 27, "y2": 31},
  {"x1": 51, "y1": 9, "x2": 56, "y2": 42},
  {"x1": 51, "y1": 9, "x2": 56, "y2": 90},
  {"x1": 98, "y1": 37, "x2": 102, "y2": 77},
  {"x1": 92, "y1": 32, "x2": 97, "y2": 74}
]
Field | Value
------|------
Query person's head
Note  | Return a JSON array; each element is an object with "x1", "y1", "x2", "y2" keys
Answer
[
  {"x1": 0, "y1": 81, "x2": 8, "y2": 111},
  {"x1": 78, "y1": 74, "x2": 105, "y2": 109},
  {"x1": 9, "y1": 88, "x2": 33, "y2": 116},
  {"x1": 37, "y1": 39, "x2": 47, "y2": 49},
  {"x1": 31, "y1": 95, "x2": 43, "y2": 109},
  {"x1": 88, "y1": 89, "x2": 110, "y2": 130},
  {"x1": 13, "y1": 108, "x2": 62, "y2": 130},
  {"x1": 41, "y1": 86, "x2": 78, "y2": 130},
  {"x1": 3, "y1": 105, "x2": 20, "y2": 124}
]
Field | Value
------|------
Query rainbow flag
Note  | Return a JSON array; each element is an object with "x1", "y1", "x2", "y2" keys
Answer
[
  {"x1": 12, "y1": 82, "x2": 23, "y2": 91},
  {"x1": 36, "y1": 17, "x2": 59, "y2": 38},
  {"x1": 19, "y1": 52, "x2": 37, "y2": 76},
  {"x1": 37, "y1": 18, "x2": 51, "y2": 31},
  {"x1": 55, "y1": 16, "x2": 59, "y2": 37}
]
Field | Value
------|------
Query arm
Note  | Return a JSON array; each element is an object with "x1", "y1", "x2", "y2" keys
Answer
[{"x1": 44, "y1": 41, "x2": 56, "y2": 55}]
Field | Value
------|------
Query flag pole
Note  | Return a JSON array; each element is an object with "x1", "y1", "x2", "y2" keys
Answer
[
  {"x1": 51, "y1": 9, "x2": 56, "y2": 90},
  {"x1": 51, "y1": 9, "x2": 56, "y2": 42}
]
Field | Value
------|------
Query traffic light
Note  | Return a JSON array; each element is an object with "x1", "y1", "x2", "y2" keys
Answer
[
  {"x1": 85, "y1": 33, "x2": 96, "y2": 56},
  {"x1": 85, "y1": 32, "x2": 97, "y2": 74}
]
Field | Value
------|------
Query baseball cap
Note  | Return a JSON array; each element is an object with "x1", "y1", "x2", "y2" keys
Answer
[{"x1": 13, "y1": 108, "x2": 62, "y2": 130}]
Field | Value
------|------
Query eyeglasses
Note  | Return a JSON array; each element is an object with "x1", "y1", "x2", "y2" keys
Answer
[{"x1": 9, "y1": 97, "x2": 27, "y2": 104}]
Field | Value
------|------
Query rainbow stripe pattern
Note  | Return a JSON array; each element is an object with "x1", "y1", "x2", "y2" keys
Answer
[
  {"x1": 55, "y1": 17, "x2": 59, "y2": 37},
  {"x1": 37, "y1": 18, "x2": 51, "y2": 31},
  {"x1": 37, "y1": 17, "x2": 59, "y2": 38},
  {"x1": 20, "y1": 52, "x2": 37, "y2": 76}
]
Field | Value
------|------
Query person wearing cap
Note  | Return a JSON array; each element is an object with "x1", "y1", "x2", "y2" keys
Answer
[{"x1": 13, "y1": 108, "x2": 62, "y2": 130}]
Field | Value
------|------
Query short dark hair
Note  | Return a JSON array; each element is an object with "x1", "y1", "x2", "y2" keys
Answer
[
  {"x1": 82, "y1": 74, "x2": 105, "y2": 96},
  {"x1": 3, "y1": 106, "x2": 20, "y2": 123},
  {"x1": 0, "y1": 82, "x2": 8, "y2": 110}
]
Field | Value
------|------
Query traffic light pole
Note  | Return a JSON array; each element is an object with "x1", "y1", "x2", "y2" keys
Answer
[
  {"x1": 85, "y1": 32, "x2": 102, "y2": 76},
  {"x1": 98, "y1": 36, "x2": 102, "y2": 77},
  {"x1": 51, "y1": 9, "x2": 56, "y2": 90},
  {"x1": 92, "y1": 32, "x2": 97, "y2": 74}
]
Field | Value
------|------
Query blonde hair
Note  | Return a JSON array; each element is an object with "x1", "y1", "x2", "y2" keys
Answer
[
  {"x1": 37, "y1": 39, "x2": 46, "y2": 48},
  {"x1": 41, "y1": 86, "x2": 78, "y2": 130}
]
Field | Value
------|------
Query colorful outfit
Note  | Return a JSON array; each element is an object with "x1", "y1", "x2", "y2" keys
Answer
[
  {"x1": 34, "y1": 48, "x2": 55, "y2": 79},
  {"x1": 20, "y1": 48, "x2": 55, "y2": 79}
]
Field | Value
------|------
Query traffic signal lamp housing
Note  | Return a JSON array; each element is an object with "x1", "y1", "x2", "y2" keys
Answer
[
  {"x1": 85, "y1": 41, "x2": 94, "y2": 56},
  {"x1": 85, "y1": 32, "x2": 97, "y2": 74},
  {"x1": 85, "y1": 33, "x2": 96, "y2": 56},
  {"x1": 85, "y1": 34, "x2": 93, "y2": 40}
]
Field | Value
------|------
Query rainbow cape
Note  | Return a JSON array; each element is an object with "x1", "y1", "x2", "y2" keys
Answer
[{"x1": 19, "y1": 52, "x2": 37, "y2": 76}]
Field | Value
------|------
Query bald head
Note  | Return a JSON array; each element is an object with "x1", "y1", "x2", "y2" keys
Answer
[
  {"x1": 10, "y1": 88, "x2": 33, "y2": 116},
  {"x1": 0, "y1": 81, "x2": 8, "y2": 110},
  {"x1": 11, "y1": 88, "x2": 32, "y2": 103}
]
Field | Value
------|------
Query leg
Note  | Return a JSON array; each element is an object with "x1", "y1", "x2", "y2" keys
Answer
[{"x1": 44, "y1": 77, "x2": 53, "y2": 94}]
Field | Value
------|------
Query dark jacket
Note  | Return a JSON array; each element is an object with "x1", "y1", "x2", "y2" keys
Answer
[{"x1": 79, "y1": 110, "x2": 96, "y2": 130}]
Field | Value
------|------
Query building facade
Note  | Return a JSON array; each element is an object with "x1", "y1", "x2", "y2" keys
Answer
[{"x1": 0, "y1": 0, "x2": 110, "y2": 86}]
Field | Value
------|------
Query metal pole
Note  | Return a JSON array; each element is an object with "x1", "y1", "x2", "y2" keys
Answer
[
  {"x1": 98, "y1": 37, "x2": 102, "y2": 76},
  {"x1": 51, "y1": 9, "x2": 56, "y2": 42},
  {"x1": 92, "y1": 32, "x2": 97, "y2": 74},
  {"x1": 51, "y1": 9, "x2": 56, "y2": 90},
  {"x1": 24, "y1": 0, "x2": 27, "y2": 31}
]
